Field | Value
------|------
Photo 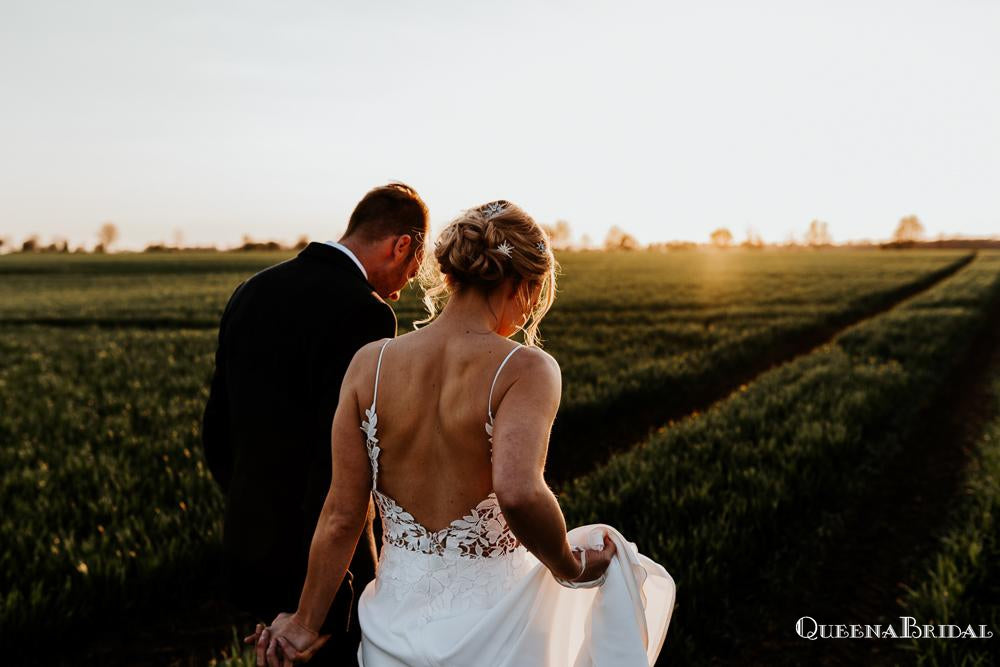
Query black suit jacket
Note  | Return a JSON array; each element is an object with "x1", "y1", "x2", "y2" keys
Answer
[{"x1": 202, "y1": 242, "x2": 395, "y2": 658}]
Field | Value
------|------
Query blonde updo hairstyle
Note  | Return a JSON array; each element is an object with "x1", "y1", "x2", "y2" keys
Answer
[{"x1": 416, "y1": 200, "x2": 558, "y2": 347}]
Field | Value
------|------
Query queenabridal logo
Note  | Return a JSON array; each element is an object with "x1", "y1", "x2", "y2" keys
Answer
[{"x1": 796, "y1": 616, "x2": 995, "y2": 640}]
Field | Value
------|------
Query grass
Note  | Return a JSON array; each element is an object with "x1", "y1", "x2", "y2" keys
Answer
[
  {"x1": 558, "y1": 253, "x2": 1000, "y2": 665},
  {"x1": 897, "y1": 371, "x2": 1000, "y2": 666},
  {"x1": 0, "y1": 248, "x2": 993, "y2": 662}
]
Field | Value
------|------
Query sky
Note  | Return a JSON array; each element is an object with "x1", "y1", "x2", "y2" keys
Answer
[{"x1": 1, "y1": 0, "x2": 997, "y2": 250}]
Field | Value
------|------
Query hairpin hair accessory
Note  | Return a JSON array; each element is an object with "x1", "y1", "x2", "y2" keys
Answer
[
  {"x1": 482, "y1": 201, "x2": 507, "y2": 219},
  {"x1": 536, "y1": 241, "x2": 547, "y2": 252},
  {"x1": 495, "y1": 240, "x2": 514, "y2": 257}
]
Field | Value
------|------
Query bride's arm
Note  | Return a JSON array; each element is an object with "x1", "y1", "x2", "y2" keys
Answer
[
  {"x1": 294, "y1": 352, "x2": 374, "y2": 631},
  {"x1": 293, "y1": 360, "x2": 373, "y2": 631},
  {"x1": 491, "y1": 349, "x2": 589, "y2": 581}
]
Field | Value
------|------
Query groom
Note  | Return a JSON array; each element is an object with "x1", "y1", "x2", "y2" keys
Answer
[{"x1": 201, "y1": 183, "x2": 428, "y2": 665}]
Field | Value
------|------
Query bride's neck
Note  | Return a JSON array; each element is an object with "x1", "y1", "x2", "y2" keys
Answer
[{"x1": 433, "y1": 287, "x2": 501, "y2": 336}]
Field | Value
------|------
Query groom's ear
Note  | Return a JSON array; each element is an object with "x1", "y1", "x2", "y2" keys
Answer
[{"x1": 392, "y1": 234, "x2": 413, "y2": 260}]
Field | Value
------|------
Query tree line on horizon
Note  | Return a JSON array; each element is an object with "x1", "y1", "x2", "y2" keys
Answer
[{"x1": 3, "y1": 215, "x2": 996, "y2": 255}]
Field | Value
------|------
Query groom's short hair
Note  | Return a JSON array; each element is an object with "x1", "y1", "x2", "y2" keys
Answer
[{"x1": 344, "y1": 182, "x2": 428, "y2": 252}]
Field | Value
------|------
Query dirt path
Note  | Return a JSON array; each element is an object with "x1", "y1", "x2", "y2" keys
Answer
[{"x1": 718, "y1": 282, "x2": 1000, "y2": 666}]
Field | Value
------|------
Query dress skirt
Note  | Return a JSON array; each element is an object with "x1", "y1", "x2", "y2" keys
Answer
[{"x1": 357, "y1": 524, "x2": 675, "y2": 666}]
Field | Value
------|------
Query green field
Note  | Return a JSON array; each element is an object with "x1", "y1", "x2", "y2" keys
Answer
[
  {"x1": 899, "y1": 363, "x2": 1000, "y2": 666},
  {"x1": 2, "y1": 248, "x2": 998, "y2": 665},
  {"x1": 1, "y1": 249, "x2": 973, "y2": 485}
]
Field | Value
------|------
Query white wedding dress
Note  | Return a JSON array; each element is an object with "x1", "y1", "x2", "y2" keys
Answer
[{"x1": 356, "y1": 341, "x2": 675, "y2": 666}]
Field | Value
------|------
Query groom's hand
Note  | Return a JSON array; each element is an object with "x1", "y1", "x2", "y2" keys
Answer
[
  {"x1": 243, "y1": 614, "x2": 331, "y2": 666},
  {"x1": 275, "y1": 634, "x2": 331, "y2": 663}
]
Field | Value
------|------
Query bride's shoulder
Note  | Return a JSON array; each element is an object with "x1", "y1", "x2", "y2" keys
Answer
[
  {"x1": 345, "y1": 337, "x2": 393, "y2": 377},
  {"x1": 511, "y1": 346, "x2": 561, "y2": 384},
  {"x1": 356, "y1": 336, "x2": 393, "y2": 358},
  {"x1": 496, "y1": 346, "x2": 561, "y2": 413}
]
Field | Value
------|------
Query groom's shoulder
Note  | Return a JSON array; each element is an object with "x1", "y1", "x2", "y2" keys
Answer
[
  {"x1": 246, "y1": 254, "x2": 384, "y2": 304},
  {"x1": 353, "y1": 289, "x2": 396, "y2": 328}
]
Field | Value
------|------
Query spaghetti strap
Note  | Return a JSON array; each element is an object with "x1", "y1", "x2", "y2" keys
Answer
[
  {"x1": 363, "y1": 338, "x2": 392, "y2": 492},
  {"x1": 488, "y1": 344, "x2": 523, "y2": 422},
  {"x1": 370, "y1": 338, "x2": 391, "y2": 412}
]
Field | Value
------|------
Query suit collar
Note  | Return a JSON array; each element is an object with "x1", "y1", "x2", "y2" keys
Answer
[
  {"x1": 324, "y1": 240, "x2": 368, "y2": 280},
  {"x1": 298, "y1": 241, "x2": 381, "y2": 294}
]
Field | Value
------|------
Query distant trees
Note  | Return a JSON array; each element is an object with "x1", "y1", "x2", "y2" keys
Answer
[
  {"x1": 709, "y1": 228, "x2": 733, "y2": 248},
  {"x1": 741, "y1": 227, "x2": 764, "y2": 249},
  {"x1": 648, "y1": 241, "x2": 697, "y2": 251},
  {"x1": 893, "y1": 215, "x2": 925, "y2": 242},
  {"x1": 238, "y1": 234, "x2": 284, "y2": 251},
  {"x1": 18, "y1": 218, "x2": 932, "y2": 256},
  {"x1": 96, "y1": 221, "x2": 119, "y2": 252},
  {"x1": 805, "y1": 219, "x2": 833, "y2": 247},
  {"x1": 781, "y1": 231, "x2": 801, "y2": 248},
  {"x1": 16, "y1": 234, "x2": 70, "y2": 253},
  {"x1": 143, "y1": 241, "x2": 220, "y2": 253},
  {"x1": 145, "y1": 232, "x2": 298, "y2": 252},
  {"x1": 540, "y1": 220, "x2": 573, "y2": 250},
  {"x1": 45, "y1": 237, "x2": 70, "y2": 253},
  {"x1": 604, "y1": 226, "x2": 639, "y2": 251}
]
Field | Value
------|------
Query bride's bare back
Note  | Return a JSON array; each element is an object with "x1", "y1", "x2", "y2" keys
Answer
[{"x1": 353, "y1": 327, "x2": 528, "y2": 533}]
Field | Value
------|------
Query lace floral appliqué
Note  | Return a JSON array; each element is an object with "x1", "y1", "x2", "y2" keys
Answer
[
  {"x1": 372, "y1": 490, "x2": 520, "y2": 558},
  {"x1": 361, "y1": 408, "x2": 380, "y2": 487}
]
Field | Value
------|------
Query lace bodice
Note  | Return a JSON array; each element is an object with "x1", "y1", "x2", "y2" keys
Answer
[{"x1": 361, "y1": 340, "x2": 523, "y2": 559}]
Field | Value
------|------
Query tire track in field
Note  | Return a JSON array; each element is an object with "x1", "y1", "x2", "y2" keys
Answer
[
  {"x1": 547, "y1": 252, "x2": 977, "y2": 487},
  {"x1": 723, "y1": 264, "x2": 1000, "y2": 667}
]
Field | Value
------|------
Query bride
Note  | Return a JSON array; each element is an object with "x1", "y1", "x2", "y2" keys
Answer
[{"x1": 246, "y1": 201, "x2": 673, "y2": 666}]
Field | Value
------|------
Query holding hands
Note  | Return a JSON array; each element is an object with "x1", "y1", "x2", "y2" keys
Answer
[{"x1": 243, "y1": 613, "x2": 330, "y2": 666}]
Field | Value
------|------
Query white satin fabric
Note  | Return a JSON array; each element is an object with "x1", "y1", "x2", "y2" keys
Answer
[{"x1": 357, "y1": 523, "x2": 675, "y2": 666}]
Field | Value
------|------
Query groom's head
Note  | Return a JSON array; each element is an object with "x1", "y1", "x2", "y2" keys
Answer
[{"x1": 339, "y1": 182, "x2": 429, "y2": 301}]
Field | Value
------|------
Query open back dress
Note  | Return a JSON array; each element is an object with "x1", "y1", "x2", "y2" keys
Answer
[{"x1": 356, "y1": 339, "x2": 675, "y2": 666}]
